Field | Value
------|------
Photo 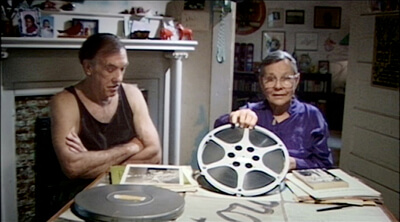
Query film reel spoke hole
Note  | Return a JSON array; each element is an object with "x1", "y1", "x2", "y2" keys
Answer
[
  {"x1": 234, "y1": 145, "x2": 243, "y2": 151},
  {"x1": 247, "y1": 147, "x2": 255, "y2": 152},
  {"x1": 227, "y1": 152, "x2": 235, "y2": 158}
]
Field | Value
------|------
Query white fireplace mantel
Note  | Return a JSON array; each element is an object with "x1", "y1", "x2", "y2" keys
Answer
[
  {"x1": 1, "y1": 37, "x2": 197, "y2": 164},
  {"x1": 1, "y1": 37, "x2": 197, "y2": 51}
]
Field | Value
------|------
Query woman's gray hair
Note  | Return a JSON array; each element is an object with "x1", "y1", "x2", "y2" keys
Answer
[{"x1": 259, "y1": 50, "x2": 298, "y2": 75}]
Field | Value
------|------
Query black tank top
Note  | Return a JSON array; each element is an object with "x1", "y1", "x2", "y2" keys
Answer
[{"x1": 66, "y1": 85, "x2": 137, "y2": 150}]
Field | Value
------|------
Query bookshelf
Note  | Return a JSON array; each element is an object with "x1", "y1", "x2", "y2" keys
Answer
[
  {"x1": 297, "y1": 73, "x2": 332, "y2": 120},
  {"x1": 232, "y1": 71, "x2": 262, "y2": 110}
]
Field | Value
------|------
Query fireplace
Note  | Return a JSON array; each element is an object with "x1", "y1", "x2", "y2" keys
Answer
[
  {"x1": 8, "y1": 89, "x2": 62, "y2": 221},
  {"x1": 15, "y1": 95, "x2": 51, "y2": 220},
  {"x1": 1, "y1": 40, "x2": 197, "y2": 221},
  {"x1": 11, "y1": 87, "x2": 152, "y2": 221}
]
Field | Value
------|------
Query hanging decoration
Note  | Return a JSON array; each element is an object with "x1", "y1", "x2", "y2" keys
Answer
[{"x1": 235, "y1": 0, "x2": 266, "y2": 35}]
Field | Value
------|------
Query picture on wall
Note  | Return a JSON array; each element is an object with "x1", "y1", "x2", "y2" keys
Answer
[
  {"x1": 295, "y1": 32, "x2": 318, "y2": 51},
  {"x1": 184, "y1": 0, "x2": 205, "y2": 10},
  {"x1": 72, "y1": 18, "x2": 98, "y2": 36},
  {"x1": 262, "y1": 31, "x2": 285, "y2": 60},
  {"x1": 285, "y1": 10, "x2": 304, "y2": 24},
  {"x1": 18, "y1": 8, "x2": 40, "y2": 37},
  {"x1": 40, "y1": 15, "x2": 54, "y2": 38},
  {"x1": 371, "y1": 14, "x2": 399, "y2": 89},
  {"x1": 267, "y1": 8, "x2": 284, "y2": 28},
  {"x1": 318, "y1": 60, "x2": 330, "y2": 74},
  {"x1": 314, "y1": 6, "x2": 341, "y2": 29}
]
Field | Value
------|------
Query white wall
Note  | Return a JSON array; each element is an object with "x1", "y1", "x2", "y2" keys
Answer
[
  {"x1": 340, "y1": 2, "x2": 399, "y2": 219},
  {"x1": 165, "y1": 1, "x2": 236, "y2": 166}
]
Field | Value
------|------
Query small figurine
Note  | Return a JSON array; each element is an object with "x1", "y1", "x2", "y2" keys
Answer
[
  {"x1": 61, "y1": 2, "x2": 75, "y2": 11},
  {"x1": 33, "y1": 0, "x2": 57, "y2": 11},
  {"x1": 160, "y1": 28, "x2": 173, "y2": 40},
  {"x1": 176, "y1": 24, "x2": 193, "y2": 40}
]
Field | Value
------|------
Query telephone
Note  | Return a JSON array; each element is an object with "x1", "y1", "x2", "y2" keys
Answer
[
  {"x1": 213, "y1": 0, "x2": 231, "y2": 13},
  {"x1": 213, "y1": 0, "x2": 232, "y2": 63}
]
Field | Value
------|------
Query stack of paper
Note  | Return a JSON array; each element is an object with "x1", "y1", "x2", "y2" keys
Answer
[
  {"x1": 292, "y1": 169, "x2": 349, "y2": 190},
  {"x1": 285, "y1": 169, "x2": 382, "y2": 205}
]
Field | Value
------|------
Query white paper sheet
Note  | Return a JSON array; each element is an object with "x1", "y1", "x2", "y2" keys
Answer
[
  {"x1": 59, "y1": 208, "x2": 84, "y2": 221},
  {"x1": 177, "y1": 194, "x2": 286, "y2": 222},
  {"x1": 191, "y1": 186, "x2": 282, "y2": 202},
  {"x1": 284, "y1": 203, "x2": 391, "y2": 222}
]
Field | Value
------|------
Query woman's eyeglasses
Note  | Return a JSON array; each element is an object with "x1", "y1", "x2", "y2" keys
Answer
[{"x1": 261, "y1": 74, "x2": 299, "y2": 88}]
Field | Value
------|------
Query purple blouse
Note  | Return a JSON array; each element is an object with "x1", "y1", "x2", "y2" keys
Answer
[{"x1": 214, "y1": 98, "x2": 333, "y2": 169}]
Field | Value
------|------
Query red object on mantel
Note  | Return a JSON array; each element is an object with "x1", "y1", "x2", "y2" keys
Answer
[
  {"x1": 177, "y1": 24, "x2": 193, "y2": 40},
  {"x1": 160, "y1": 28, "x2": 173, "y2": 40},
  {"x1": 57, "y1": 22, "x2": 82, "y2": 36}
]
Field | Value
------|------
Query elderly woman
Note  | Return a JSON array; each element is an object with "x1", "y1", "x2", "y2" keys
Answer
[{"x1": 214, "y1": 50, "x2": 333, "y2": 170}]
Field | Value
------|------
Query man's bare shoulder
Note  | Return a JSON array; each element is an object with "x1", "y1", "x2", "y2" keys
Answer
[
  {"x1": 50, "y1": 89, "x2": 78, "y2": 111},
  {"x1": 121, "y1": 83, "x2": 141, "y2": 95},
  {"x1": 121, "y1": 83, "x2": 147, "y2": 113}
]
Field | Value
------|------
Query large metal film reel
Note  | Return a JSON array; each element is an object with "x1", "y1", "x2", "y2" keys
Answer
[{"x1": 197, "y1": 124, "x2": 290, "y2": 196}]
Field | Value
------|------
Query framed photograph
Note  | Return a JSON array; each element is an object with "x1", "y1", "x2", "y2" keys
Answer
[
  {"x1": 184, "y1": 0, "x2": 205, "y2": 10},
  {"x1": 314, "y1": 6, "x2": 341, "y2": 29},
  {"x1": 295, "y1": 32, "x2": 318, "y2": 51},
  {"x1": 318, "y1": 60, "x2": 330, "y2": 74},
  {"x1": 18, "y1": 8, "x2": 40, "y2": 37},
  {"x1": 40, "y1": 15, "x2": 54, "y2": 38},
  {"x1": 72, "y1": 18, "x2": 98, "y2": 36},
  {"x1": 285, "y1": 10, "x2": 305, "y2": 24},
  {"x1": 267, "y1": 8, "x2": 284, "y2": 28},
  {"x1": 262, "y1": 31, "x2": 285, "y2": 60},
  {"x1": 121, "y1": 164, "x2": 183, "y2": 186}
]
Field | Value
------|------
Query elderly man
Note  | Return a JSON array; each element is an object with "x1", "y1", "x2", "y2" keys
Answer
[{"x1": 50, "y1": 33, "x2": 162, "y2": 180}]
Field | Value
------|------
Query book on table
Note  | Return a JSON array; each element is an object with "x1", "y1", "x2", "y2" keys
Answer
[
  {"x1": 292, "y1": 168, "x2": 349, "y2": 190},
  {"x1": 286, "y1": 169, "x2": 382, "y2": 202}
]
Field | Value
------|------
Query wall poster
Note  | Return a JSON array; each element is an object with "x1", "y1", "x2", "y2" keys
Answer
[{"x1": 371, "y1": 14, "x2": 399, "y2": 89}]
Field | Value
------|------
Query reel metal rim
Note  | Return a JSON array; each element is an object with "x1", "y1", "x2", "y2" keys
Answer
[{"x1": 197, "y1": 124, "x2": 290, "y2": 196}]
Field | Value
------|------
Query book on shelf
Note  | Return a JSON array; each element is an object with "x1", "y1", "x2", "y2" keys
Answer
[
  {"x1": 117, "y1": 164, "x2": 198, "y2": 192},
  {"x1": 292, "y1": 168, "x2": 349, "y2": 190}
]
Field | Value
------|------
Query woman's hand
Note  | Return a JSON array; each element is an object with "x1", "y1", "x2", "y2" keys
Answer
[
  {"x1": 229, "y1": 109, "x2": 258, "y2": 129},
  {"x1": 289, "y1": 157, "x2": 297, "y2": 170}
]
